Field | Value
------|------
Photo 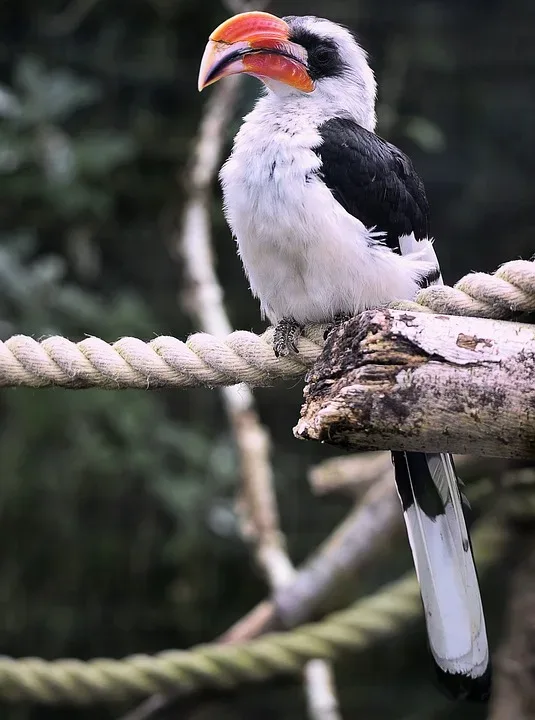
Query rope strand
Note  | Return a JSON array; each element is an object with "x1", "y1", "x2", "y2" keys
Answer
[{"x1": 0, "y1": 259, "x2": 532, "y2": 390}]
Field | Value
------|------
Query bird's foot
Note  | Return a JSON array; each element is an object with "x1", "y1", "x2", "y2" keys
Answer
[
  {"x1": 323, "y1": 313, "x2": 352, "y2": 340},
  {"x1": 273, "y1": 319, "x2": 303, "y2": 358}
]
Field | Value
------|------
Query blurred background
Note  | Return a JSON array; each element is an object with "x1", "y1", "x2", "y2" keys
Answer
[{"x1": 0, "y1": 0, "x2": 533, "y2": 718}]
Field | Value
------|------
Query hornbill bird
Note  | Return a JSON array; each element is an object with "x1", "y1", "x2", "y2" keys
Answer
[{"x1": 198, "y1": 11, "x2": 491, "y2": 701}]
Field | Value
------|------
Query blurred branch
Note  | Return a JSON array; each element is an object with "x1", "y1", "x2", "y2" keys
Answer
[
  {"x1": 0, "y1": 510, "x2": 504, "y2": 710},
  {"x1": 221, "y1": 474, "x2": 401, "y2": 642},
  {"x1": 309, "y1": 451, "x2": 391, "y2": 497},
  {"x1": 222, "y1": 450, "x2": 512, "y2": 645},
  {"x1": 305, "y1": 661, "x2": 342, "y2": 720},
  {"x1": 273, "y1": 476, "x2": 401, "y2": 628},
  {"x1": 309, "y1": 451, "x2": 514, "y2": 497}
]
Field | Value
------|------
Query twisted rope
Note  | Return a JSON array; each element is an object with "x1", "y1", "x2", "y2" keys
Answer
[
  {"x1": 0, "y1": 521, "x2": 504, "y2": 705},
  {"x1": 392, "y1": 258, "x2": 535, "y2": 317},
  {"x1": 0, "y1": 325, "x2": 324, "y2": 389},
  {"x1": 0, "y1": 259, "x2": 533, "y2": 390}
]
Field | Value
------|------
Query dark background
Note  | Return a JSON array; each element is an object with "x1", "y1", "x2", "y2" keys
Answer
[{"x1": 0, "y1": 0, "x2": 533, "y2": 718}]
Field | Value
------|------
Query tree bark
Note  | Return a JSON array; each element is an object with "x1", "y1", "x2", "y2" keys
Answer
[{"x1": 294, "y1": 309, "x2": 535, "y2": 459}]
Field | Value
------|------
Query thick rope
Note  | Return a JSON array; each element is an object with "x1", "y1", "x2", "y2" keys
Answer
[
  {"x1": 0, "y1": 521, "x2": 504, "y2": 704},
  {"x1": 392, "y1": 258, "x2": 535, "y2": 317},
  {"x1": 0, "y1": 325, "x2": 324, "y2": 389},
  {"x1": 0, "y1": 259, "x2": 533, "y2": 390}
]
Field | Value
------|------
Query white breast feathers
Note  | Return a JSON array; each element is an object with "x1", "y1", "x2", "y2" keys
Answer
[{"x1": 220, "y1": 98, "x2": 439, "y2": 325}]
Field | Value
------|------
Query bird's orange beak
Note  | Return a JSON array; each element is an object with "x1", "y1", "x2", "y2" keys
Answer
[{"x1": 198, "y1": 11, "x2": 314, "y2": 93}]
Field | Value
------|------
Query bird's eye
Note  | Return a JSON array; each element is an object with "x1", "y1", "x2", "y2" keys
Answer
[{"x1": 315, "y1": 47, "x2": 332, "y2": 64}]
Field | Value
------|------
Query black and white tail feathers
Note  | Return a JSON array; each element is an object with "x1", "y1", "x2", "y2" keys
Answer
[{"x1": 392, "y1": 451, "x2": 491, "y2": 701}]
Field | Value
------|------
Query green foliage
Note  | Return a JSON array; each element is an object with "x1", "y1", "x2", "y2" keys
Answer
[
  {"x1": 0, "y1": 55, "x2": 136, "y2": 220},
  {"x1": 0, "y1": 239, "x2": 246, "y2": 669}
]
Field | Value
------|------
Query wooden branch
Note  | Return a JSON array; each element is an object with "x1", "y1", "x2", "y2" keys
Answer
[
  {"x1": 221, "y1": 452, "x2": 511, "y2": 644},
  {"x1": 308, "y1": 451, "x2": 392, "y2": 497},
  {"x1": 221, "y1": 474, "x2": 402, "y2": 640},
  {"x1": 294, "y1": 309, "x2": 535, "y2": 458},
  {"x1": 309, "y1": 451, "x2": 514, "y2": 497}
]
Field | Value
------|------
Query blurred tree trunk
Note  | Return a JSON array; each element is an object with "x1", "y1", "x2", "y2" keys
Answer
[{"x1": 490, "y1": 521, "x2": 535, "y2": 720}]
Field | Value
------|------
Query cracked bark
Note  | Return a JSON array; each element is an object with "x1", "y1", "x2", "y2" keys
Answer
[{"x1": 294, "y1": 309, "x2": 535, "y2": 459}]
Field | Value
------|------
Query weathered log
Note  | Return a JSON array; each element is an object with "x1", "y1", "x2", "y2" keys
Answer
[{"x1": 294, "y1": 309, "x2": 535, "y2": 459}]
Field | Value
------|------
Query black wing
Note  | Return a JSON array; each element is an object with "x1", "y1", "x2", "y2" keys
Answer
[{"x1": 315, "y1": 116, "x2": 430, "y2": 253}]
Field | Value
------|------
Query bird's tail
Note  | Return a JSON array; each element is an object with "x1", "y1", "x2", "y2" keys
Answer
[{"x1": 392, "y1": 451, "x2": 491, "y2": 701}]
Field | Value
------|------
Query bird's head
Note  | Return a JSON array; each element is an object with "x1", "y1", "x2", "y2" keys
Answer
[{"x1": 198, "y1": 12, "x2": 377, "y2": 129}]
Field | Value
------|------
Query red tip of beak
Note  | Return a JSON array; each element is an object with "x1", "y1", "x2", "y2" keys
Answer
[{"x1": 209, "y1": 11, "x2": 290, "y2": 44}]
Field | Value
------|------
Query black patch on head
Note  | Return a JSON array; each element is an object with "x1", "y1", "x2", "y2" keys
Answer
[{"x1": 283, "y1": 16, "x2": 347, "y2": 80}]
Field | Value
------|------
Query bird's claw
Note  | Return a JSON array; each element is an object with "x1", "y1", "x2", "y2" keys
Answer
[
  {"x1": 273, "y1": 319, "x2": 303, "y2": 357},
  {"x1": 323, "y1": 313, "x2": 352, "y2": 340}
]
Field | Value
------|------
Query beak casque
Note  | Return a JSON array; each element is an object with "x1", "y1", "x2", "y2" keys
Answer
[{"x1": 198, "y1": 11, "x2": 314, "y2": 92}]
